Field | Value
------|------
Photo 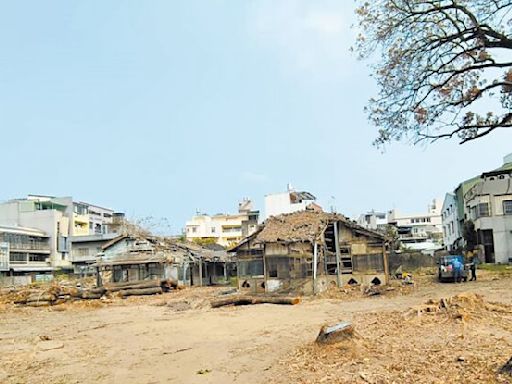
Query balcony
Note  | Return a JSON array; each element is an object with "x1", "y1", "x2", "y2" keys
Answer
[
  {"x1": 9, "y1": 242, "x2": 51, "y2": 252},
  {"x1": 70, "y1": 250, "x2": 98, "y2": 263}
]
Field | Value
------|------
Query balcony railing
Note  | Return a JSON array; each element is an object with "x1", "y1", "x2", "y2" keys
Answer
[{"x1": 9, "y1": 242, "x2": 51, "y2": 251}]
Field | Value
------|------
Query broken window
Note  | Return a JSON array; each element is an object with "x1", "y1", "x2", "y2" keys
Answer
[
  {"x1": 265, "y1": 257, "x2": 290, "y2": 279},
  {"x1": 238, "y1": 260, "x2": 264, "y2": 276},
  {"x1": 352, "y1": 254, "x2": 384, "y2": 273}
]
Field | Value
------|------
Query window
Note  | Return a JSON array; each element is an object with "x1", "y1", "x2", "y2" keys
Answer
[
  {"x1": 29, "y1": 254, "x2": 46, "y2": 262},
  {"x1": 504, "y1": 200, "x2": 512, "y2": 215},
  {"x1": 223, "y1": 226, "x2": 241, "y2": 233},
  {"x1": 192, "y1": 227, "x2": 197, "y2": 233},
  {"x1": 9, "y1": 252, "x2": 26, "y2": 263},
  {"x1": 477, "y1": 203, "x2": 490, "y2": 218},
  {"x1": 238, "y1": 260, "x2": 264, "y2": 276},
  {"x1": 211, "y1": 227, "x2": 216, "y2": 233}
]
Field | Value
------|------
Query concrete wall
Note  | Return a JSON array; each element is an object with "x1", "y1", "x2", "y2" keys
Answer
[
  {"x1": 389, "y1": 252, "x2": 436, "y2": 272},
  {"x1": 476, "y1": 216, "x2": 512, "y2": 263}
]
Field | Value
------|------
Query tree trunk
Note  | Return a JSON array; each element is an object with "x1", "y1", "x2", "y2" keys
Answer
[
  {"x1": 315, "y1": 321, "x2": 353, "y2": 344},
  {"x1": 211, "y1": 296, "x2": 300, "y2": 308},
  {"x1": 119, "y1": 287, "x2": 163, "y2": 297},
  {"x1": 26, "y1": 293, "x2": 56, "y2": 302},
  {"x1": 81, "y1": 291, "x2": 103, "y2": 300},
  {"x1": 107, "y1": 280, "x2": 162, "y2": 292}
]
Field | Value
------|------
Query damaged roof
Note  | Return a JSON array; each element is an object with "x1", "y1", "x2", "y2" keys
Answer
[{"x1": 236, "y1": 211, "x2": 386, "y2": 246}]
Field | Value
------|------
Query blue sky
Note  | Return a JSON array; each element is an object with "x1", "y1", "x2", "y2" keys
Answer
[{"x1": 1, "y1": 0, "x2": 510, "y2": 234}]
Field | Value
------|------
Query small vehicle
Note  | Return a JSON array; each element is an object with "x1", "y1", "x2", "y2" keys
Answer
[{"x1": 438, "y1": 255, "x2": 468, "y2": 282}]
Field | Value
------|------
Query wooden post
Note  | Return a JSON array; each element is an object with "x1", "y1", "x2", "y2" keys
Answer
[
  {"x1": 96, "y1": 266, "x2": 102, "y2": 287},
  {"x1": 383, "y1": 243, "x2": 389, "y2": 284},
  {"x1": 263, "y1": 245, "x2": 267, "y2": 294},
  {"x1": 333, "y1": 221, "x2": 342, "y2": 287},
  {"x1": 199, "y1": 258, "x2": 203, "y2": 287},
  {"x1": 313, "y1": 241, "x2": 318, "y2": 294}
]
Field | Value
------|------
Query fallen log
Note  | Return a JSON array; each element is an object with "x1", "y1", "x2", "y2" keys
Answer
[
  {"x1": 27, "y1": 293, "x2": 56, "y2": 302},
  {"x1": 119, "y1": 287, "x2": 162, "y2": 298},
  {"x1": 61, "y1": 287, "x2": 83, "y2": 298},
  {"x1": 106, "y1": 280, "x2": 162, "y2": 292},
  {"x1": 210, "y1": 296, "x2": 301, "y2": 308},
  {"x1": 89, "y1": 287, "x2": 107, "y2": 295},
  {"x1": 81, "y1": 291, "x2": 103, "y2": 300},
  {"x1": 26, "y1": 301, "x2": 52, "y2": 307},
  {"x1": 315, "y1": 321, "x2": 354, "y2": 344}
]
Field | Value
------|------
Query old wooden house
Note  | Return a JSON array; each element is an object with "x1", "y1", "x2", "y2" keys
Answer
[
  {"x1": 231, "y1": 211, "x2": 389, "y2": 295},
  {"x1": 94, "y1": 235, "x2": 235, "y2": 287}
]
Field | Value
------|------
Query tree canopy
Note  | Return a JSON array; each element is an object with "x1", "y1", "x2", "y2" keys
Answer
[{"x1": 355, "y1": 0, "x2": 512, "y2": 146}]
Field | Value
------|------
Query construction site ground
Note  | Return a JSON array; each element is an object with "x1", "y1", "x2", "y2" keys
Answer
[{"x1": 2, "y1": 269, "x2": 512, "y2": 384}]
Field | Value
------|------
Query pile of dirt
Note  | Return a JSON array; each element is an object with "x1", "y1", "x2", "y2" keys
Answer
[
  {"x1": 404, "y1": 292, "x2": 512, "y2": 322},
  {"x1": 315, "y1": 281, "x2": 413, "y2": 301},
  {"x1": 277, "y1": 293, "x2": 512, "y2": 384}
]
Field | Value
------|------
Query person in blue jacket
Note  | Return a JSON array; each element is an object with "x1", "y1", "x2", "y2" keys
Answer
[{"x1": 452, "y1": 258, "x2": 463, "y2": 283}]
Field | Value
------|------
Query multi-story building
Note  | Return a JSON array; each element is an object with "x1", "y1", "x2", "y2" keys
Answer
[
  {"x1": 264, "y1": 185, "x2": 317, "y2": 220},
  {"x1": 0, "y1": 225, "x2": 53, "y2": 276},
  {"x1": 387, "y1": 199, "x2": 443, "y2": 253},
  {"x1": 185, "y1": 199, "x2": 259, "y2": 247},
  {"x1": 440, "y1": 153, "x2": 512, "y2": 261},
  {"x1": 357, "y1": 210, "x2": 388, "y2": 232},
  {"x1": 441, "y1": 193, "x2": 461, "y2": 251},
  {"x1": 463, "y1": 155, "x2": 512, "y2": 263},
  {"x1": 0, "y1": 195, "x2": 123, "y2": 275}
]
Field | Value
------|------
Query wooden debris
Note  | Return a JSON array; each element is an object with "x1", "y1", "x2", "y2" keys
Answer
[
  {"x1": 106, "y1": 280, "x2": 162, "y2": 292},
  {"x1": 210, "y1": 296, "x2": 300, "y2": 308},
  {"x1": 499, "y1": 356, "x2": 512, "y2": 375},
  {"x1": 119, "y1": 287, "x2": 163, "y2": 298},
  {"x1": 315, "y1": 321, "x2": 353, "y2": 345}
]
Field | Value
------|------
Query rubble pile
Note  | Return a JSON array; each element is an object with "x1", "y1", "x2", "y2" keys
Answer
[{"x1": 404, "y1": 292, "x2": 512, "y2": 322}]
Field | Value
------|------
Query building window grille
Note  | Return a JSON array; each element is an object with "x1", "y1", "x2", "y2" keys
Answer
[
  {"x1": 503, "y1": 200, "x2": 512, "y2": 215},
  {"x1": 477, "y1": 203, "x2": 490, "y2": 218}
]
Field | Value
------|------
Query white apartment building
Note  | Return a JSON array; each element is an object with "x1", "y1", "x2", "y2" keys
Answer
[
  {"x1": 464, "y1": 156, "x2": 512, "y2": 263},
  {"x1": 185, "y1": 199, "x2": 259, "y2": 247},
  {"x1": 441, "y1": 193, "x2": 461, "y2": 251},
  {"x1": 357, "y1": 210, "x2": 388, "y2": 231},
  {"x1": 0, "y1": 225, "x2": 53, "y2": 276},
  {"x1": 264, "y1": 186, "x2": 317, "y2": 220}
]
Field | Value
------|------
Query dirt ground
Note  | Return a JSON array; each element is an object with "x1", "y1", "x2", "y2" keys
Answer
[{"x1": 1, "y1": 270, "x2": 512, "y2": 384}]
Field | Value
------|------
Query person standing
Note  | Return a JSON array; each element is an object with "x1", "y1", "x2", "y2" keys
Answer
[
  {"x1": 452, "y1": 258, "x2": 463, "y2": 283},
  {"x1": 470, "y1": 255, "x2": 479, "y2": 281}
]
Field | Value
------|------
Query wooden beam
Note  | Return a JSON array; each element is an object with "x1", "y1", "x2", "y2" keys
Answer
[
  {"x1": 333, "y1": 221, "x2": 342, "y2": 287},
  {"x1": 313, "y1": 241, "x2": 318, "y2": 294}
]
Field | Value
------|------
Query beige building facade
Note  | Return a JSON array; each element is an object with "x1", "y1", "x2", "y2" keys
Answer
[{"x1": 185, "y1": 199, "x2": 259, "y2": 247}]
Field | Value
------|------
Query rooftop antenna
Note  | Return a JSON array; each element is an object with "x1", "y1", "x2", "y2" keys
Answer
[{"x1": 329, "y1": 196, "x2": 336, "y2": 213}]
